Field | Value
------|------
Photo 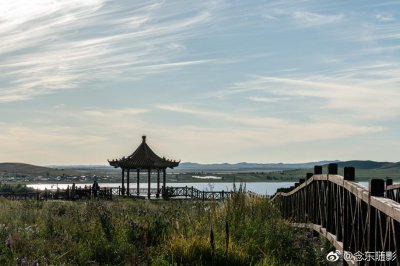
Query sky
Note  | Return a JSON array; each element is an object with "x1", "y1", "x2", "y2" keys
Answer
[{"x1": 0, "y1": 0, "x2": 400, "y2": 165}]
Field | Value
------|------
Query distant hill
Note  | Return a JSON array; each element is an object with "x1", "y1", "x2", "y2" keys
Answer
[
  {"x1": 335, "y1": 160, "x2": 399, "y2": 170},
  {"x1": 0, "y1": 162, "x2": 82, "y2": 176},
  {"x1": 379, "y1": 162, "x2": 400, "y2": 170},
  {"x1": 2, "y1": 160, "x2": 398, "y2": 178},
  {"x1": 49, "y1": 161, "x2": 340, "y2": 172},
  {"x1": 176, "y1": 160, "x2": 340, "y2": 171}
]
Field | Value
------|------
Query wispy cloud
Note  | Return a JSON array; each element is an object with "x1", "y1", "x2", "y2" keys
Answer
[
  {"x1": 224, "y1": 72, "x2": 400, "y2": 120},
  {"x1": 247, "y1": 96, "x2": 290, "y2": 103},
  {"x1": 157, "y1": 104, "x2": 383, "y2": 144},
  {"x1": 375, "y1": 13, "x2": 395, "y2": 22},
  {"x1": 0, "y1": 1, "x2": 219, "y2": 102},
  {"x1": 258, "y1": 0, "x2": 345, "y2": 28},
  {"x1": 292, "y1": 11, "x2": 343, "y2": 27},
  {"x1": 0, "y1": 125, "x2": 108, "y2": 163},
  {"x1": 83, "y1": 108, "x2": 148, "y2": 118},
  {"x1": 1, "y1": 0, "x2": 399, "y2": 164},
  {"x1": 157, "y1": 104, "x2": 287, "y2": 127},
  {"x1": 0, "y1": 102, "x2": 387, "y2": 164}
]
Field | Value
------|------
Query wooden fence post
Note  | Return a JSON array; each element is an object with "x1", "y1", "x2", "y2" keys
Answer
[
  {"x1": 314, "y1": 165, "x2": 322, "y2": 174},
  {"x1": 344, "y1": 167, "x2": 355, "y2": 181},
  {"x1": 386, "y1": 178, "x2": 393, "y2": 199},
  {"x1": 368, "y1": 179, "x2": 385, "y2": 253},
  {"x1": 306, "y1": 173, "x2": 313, "y2": 180},
  {"x1": 328, "y1": 163, "x2": 338, "y2": 175}
]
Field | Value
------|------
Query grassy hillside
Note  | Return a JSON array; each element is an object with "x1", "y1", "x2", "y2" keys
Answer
[
  {"x1": 267, "y1": 166, "x2": 400, "y2": 181},
  {"x1": 380, "y1": 162, "x2": 400, "y2": 170},
  {"x1": 0, "y1": 163, "x2": 83, "y2": 176},
  {"x1": 336, "y1": 160, "x2": 394, "y2": 169}
]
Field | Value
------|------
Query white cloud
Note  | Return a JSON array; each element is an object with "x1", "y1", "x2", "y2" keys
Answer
[
  {"x1": 248, "y1": 96, "x2": 289, "y2": 103},
  {"x1": 83, "y1": 108, "x2": 148, "y2": 118},
  {"x1": 0, "y1": 1, "x2": 218, "y2": 102},
  {"x1": 262, "y1": 14, "x2": 277, "y2": 20},
  {"x1": 375, "y1": 13, "x2": 395, "y2": 22},
  {"x1": 363, "y1": 45, "x2": 400, "y2": 54},
  {"x1": 157, "y1": 104, "x2": 383, "y2": 145},
  {"x1": 292, "y1": 11, "x2": 343, "y2": 27},
  {"x1": 222, "y1": 64, "x2": 400, "y2": 120}
]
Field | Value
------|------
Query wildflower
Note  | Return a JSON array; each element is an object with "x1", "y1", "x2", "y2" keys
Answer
[
  {"x1": 18, "y1": 257, "x2": 27, "y2": 266},
  {"x1": 5, "y1": 235, "x2": 12, "y2": 249},
  {"x1": 42, "y1": 256, "x2": 49, "y2": 264}
]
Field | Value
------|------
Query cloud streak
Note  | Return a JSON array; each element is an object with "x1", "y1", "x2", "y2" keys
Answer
[
  {"x1": 0, "y1": 1, "x2": 218, "y2": 102},
  {"x1": 221, "y1": 64, "x2": 400, "y2": 120},
  {"x1": 292, "y1": 11, "x2": 343, "y2": 27},
  {"x1": 157, "y1": 104, "x2": 383, "y2": 145}
]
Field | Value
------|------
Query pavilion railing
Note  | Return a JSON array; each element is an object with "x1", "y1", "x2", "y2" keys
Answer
[
  {"x1": 164, "y1": 186, "x2": 232, "y2": 200},
  {"x1": 163, "y1": 186, "x2": 267, "y2": 200},
  {"x1": 110, "y1": 187, "x2": 160, "y2": 197},
  {"x1": 271, "y1": 164, "x2": 400, "y2": 265}
]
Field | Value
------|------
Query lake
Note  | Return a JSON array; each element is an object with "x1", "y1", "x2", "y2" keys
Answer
[{"x1": 27, "y1": 181, "x2": 370, "y2": 196}]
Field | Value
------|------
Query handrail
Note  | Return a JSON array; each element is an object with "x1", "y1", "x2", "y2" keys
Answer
[
  {"x1": 273, "y1": 174, "x2": 400, "y2": 222},
  {"x1": 272, "y1": 164, "x2": 400, "y2": 265}
]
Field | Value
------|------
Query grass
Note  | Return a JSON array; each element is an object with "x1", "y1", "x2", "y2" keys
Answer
[{"x1": 0, "y1": 191, "x2": 328, "y2": 265}]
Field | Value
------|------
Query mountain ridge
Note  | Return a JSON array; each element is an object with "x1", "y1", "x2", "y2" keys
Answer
[{"x1": 1, "y1": 160, "x2": 399, "y2": 176}]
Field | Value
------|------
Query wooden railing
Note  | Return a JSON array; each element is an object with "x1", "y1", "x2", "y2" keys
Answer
[
  {"x1": 110, "y1": 187, "x2": 159, "y2": 197},
  {"x1": 271, "y1": 164, "x2": 400, "y2": 265},
  {"x1": 0, "y1": 187, "x2": 113, "y2": 201},
  {"x1": 1, "y1": 185, "x2": 267, "y2": 201},
  {"x1": 385, "y1": 180, "x2": 400, "y2": 204},
  {"x1": 164, "y1": 186, "x2": 232, "y2": 200},
  {"x1": 0, "y1": 191, "x2": 40, "y2": 200},
  {"x1": 163, "y1": 186, "x2": 267, "y2": 200}
]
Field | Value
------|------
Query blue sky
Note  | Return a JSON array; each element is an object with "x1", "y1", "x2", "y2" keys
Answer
[{"x1": 0, "y1": 0, "x2": 399, "y2": 165}]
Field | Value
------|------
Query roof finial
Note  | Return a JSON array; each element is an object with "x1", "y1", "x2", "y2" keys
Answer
[{"x1": 142, "y1": 135, "x2": 146, "y2": 142}]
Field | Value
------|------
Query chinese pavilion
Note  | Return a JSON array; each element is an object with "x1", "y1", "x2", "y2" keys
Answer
[{"x1": 108, "y1": 136, "x2": 180, "y2": 198}]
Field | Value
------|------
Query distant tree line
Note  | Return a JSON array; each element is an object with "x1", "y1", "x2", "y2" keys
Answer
[{"x1": 0, "y1": 183, "x2": 34, "y2": 193}]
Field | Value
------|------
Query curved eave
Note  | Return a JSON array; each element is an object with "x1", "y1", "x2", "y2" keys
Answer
[{"x1": 108, "y1": 158, "x2": 180, "y2": 170}]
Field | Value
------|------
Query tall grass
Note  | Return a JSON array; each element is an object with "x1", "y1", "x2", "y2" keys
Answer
[{"x1": 0, "y1": 192, "x2": 327, "y2": 265}]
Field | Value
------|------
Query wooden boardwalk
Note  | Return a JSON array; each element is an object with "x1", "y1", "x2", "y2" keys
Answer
[{"x1": 272, "y1": 164, "x2": 400, "y2": 265}]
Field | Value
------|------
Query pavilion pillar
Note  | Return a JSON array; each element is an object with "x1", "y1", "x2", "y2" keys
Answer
[
  {"x1": 126, "y1": 169, "x2": 130, "y2": 196},
  {"x1": 162, "y1": 168, "x2": 166, "y2": 198},
  {"x1": 156, "y1": 169, "x2": 160, "y2": 198},
  {"x1": 136, "y1": 169, "x2": 140, "y2": 196},
  {"x1": 147, "y1": 169, "x2": 151, "y2": 199},
  {"x1": 121, "y1": 169, "x2": 125, "y2": 196}
]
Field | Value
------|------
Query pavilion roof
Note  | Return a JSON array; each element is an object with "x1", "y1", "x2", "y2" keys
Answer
[{"x1": 108, "y1": 136, "x2": 180, "y2": 169}]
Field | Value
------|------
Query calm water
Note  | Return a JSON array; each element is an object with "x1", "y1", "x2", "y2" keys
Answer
[{"x1": 27, "y1": 181, "x2": 370, "y2": 196}]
